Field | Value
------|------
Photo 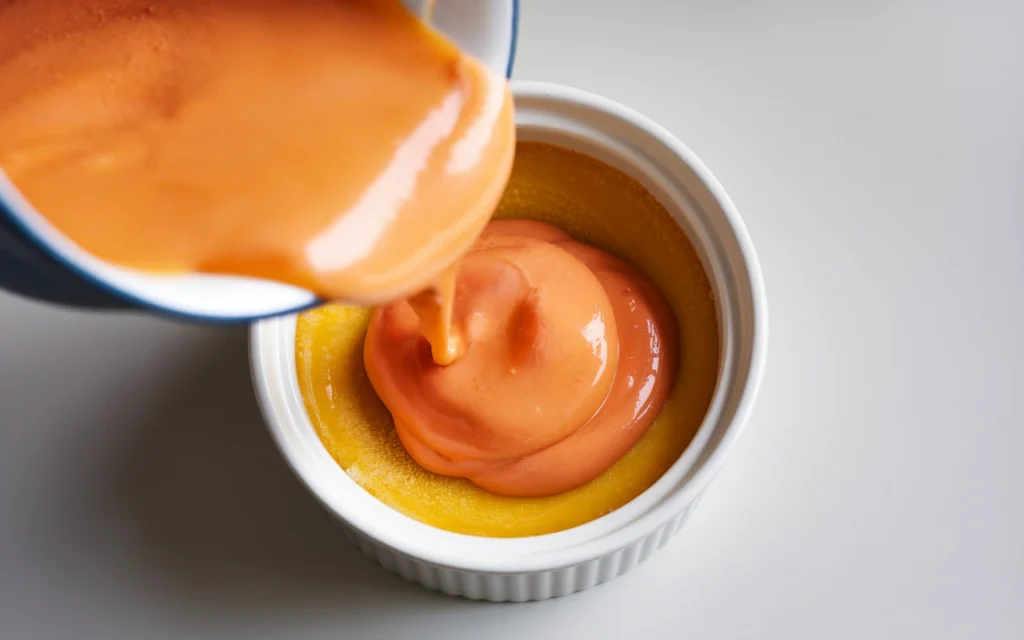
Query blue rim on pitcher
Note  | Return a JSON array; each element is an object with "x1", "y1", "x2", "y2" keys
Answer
[{"x1": 0, "y1": 0, "x2": 519, "y2": 322}]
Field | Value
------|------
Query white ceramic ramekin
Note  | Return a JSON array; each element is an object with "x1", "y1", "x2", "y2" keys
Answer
[{"x1": 250, "y1": 80, "x2": 768, "y2": 602}]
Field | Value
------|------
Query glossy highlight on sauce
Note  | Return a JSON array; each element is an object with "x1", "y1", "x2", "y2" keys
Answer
[
  {"x1": 296, "y1": 142, "x2": 721, "y2": 537},
  {"x1": 0, "y1": 0, "x2": 514, "y2": 304},
  {"x1": 365, "y1": 219, "x2": 679, "y2": 497}
]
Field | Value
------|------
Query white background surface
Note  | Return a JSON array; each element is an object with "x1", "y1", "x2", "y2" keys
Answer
[{"x1": 2, "y1": 1, "x2": 1022, "y2": 638}]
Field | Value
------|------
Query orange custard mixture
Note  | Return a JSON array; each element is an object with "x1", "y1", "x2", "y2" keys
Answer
[
  {"x1": 366, "y1": 216, "x2": 679, "y2": 498},
  {"x1": 297, "y1": 143, "x2": 720, "y2": 537}
]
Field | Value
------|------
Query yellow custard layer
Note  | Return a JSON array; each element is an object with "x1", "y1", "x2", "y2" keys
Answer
[{"x1": 295, "y1": 142, "x2": 720, "y2": 537}]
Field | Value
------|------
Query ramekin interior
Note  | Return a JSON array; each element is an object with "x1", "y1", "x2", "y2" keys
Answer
[{"x1": 250, "y1": 80, "x2": 767, "y2": 575}]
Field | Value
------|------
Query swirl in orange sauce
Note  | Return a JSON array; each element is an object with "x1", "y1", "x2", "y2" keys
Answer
[{"x1": 365, "y1": 219, "x2": 679, "y2": 497}]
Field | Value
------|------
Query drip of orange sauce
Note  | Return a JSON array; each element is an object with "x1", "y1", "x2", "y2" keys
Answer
[
  {"x1": 0, "y1": 0, "x2": 514, "y2": 304},
  {"x1": 408, "y1": 264, "x2": 464, "y2": 366},
  {"x1": 366, "y1": 219, "x2": 679, "y2": 497}
]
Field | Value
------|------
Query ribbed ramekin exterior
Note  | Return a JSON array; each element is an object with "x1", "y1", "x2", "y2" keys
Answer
[
  {"x1": 251, "y1": 81, "x2": 766, "y2": 604},
  {"x1": 334, "y1": 498, "x2": 701, "y2": 602}
]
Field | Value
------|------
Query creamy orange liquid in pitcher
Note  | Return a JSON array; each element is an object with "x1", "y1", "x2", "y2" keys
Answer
[
  {"x1": 0, "y1": 1, "x2": 683, "y2": 499},
  {"x1": 0, "y1": 0, "x2": 514, "y2": 303}
]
